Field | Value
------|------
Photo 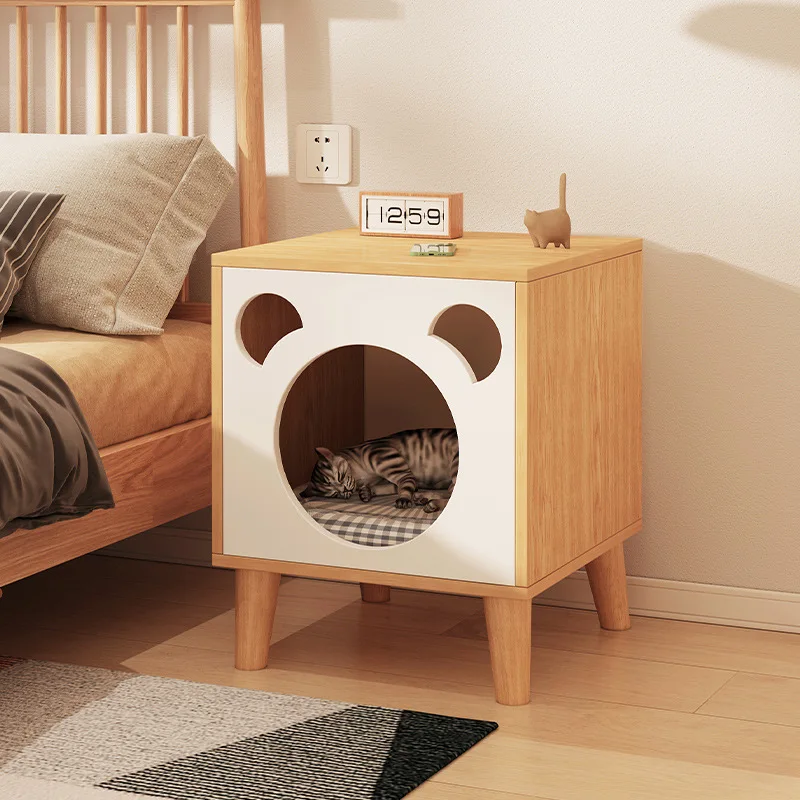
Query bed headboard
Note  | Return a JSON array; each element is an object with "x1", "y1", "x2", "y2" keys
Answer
[{"x1": 1, "y1": 0, "x2": 267, "y2": 315}]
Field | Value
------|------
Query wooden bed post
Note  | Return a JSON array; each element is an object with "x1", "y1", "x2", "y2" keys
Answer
[
  {"x1": 233, "y1": 0, "x2": 267, "y2": 248},
  {"x1": 231, "y1": 0, "x2": 278, "y2": 664}
]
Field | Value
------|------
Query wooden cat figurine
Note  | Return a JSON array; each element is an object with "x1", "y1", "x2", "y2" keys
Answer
[{"x1": 524, "y1": 173, "x2": 571, "y2": 249}]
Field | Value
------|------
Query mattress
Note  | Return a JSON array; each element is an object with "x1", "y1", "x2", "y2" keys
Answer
[
  {"x1": 300, "y1": 493, "x2": 446, "y2": 547},
  {"x1": 0, "y1": 319, "x2": 210, "y2": 449}
]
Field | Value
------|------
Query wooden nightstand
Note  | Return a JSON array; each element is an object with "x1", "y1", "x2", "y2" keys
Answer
[{"x1": 212, "y1": 229, "x2": 642, "y2": 705}]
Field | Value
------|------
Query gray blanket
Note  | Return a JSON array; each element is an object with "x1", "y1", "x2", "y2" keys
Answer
[{"x1": 0, "y1": 347, "x2": 113, "y2": 537}]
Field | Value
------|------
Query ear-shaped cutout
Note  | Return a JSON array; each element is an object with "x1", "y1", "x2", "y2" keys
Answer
[
  {"x1": 430, "y1": 304, "x2": 502, "y2": 382},
  {"x1": 239, "y1": 293, "x2": 302, "y2": 365}
]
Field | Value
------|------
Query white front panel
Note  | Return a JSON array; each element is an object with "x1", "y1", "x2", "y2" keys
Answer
[{"x1": 222, "y1": 269, "x2": 517, "y2": 585}]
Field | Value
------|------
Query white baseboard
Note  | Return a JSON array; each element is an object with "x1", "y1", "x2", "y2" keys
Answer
[
  {"x1": 537, "y1": 571, "x2": 800, "y2": 634},
  {"x1": 104, "y1": 528, "x2": 800, "y2": 634}
]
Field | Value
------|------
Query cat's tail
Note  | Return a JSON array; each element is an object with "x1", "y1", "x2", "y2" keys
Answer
[{"x1": 559, "y1": 173, "x2": 567, "y2": 210}]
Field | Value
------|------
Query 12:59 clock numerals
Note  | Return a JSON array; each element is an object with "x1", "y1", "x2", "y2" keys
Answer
[
  {"x1": 382, "y1": 206, "x2": 442, "y2": 227},
  {"x1": 360, "y1": 192, "x2": 462, "y2": 238}
]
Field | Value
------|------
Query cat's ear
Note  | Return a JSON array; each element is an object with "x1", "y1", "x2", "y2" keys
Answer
[{"x1": 315, "y1": 446, "x2": 336, "y2": 464}]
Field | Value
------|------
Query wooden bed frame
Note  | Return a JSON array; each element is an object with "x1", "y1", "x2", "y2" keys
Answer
[{"x1": 0, "y1": 0, "x2": 267, "y2": 590}]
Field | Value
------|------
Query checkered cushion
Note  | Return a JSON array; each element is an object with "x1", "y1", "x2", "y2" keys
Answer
[{"x1": 299, "y1": 493, "x2": 444, "y2": 547}]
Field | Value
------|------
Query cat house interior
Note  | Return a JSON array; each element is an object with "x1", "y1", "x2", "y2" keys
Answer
[{"x1": 275, "y1": 305, "x2": 502, "y2": 547}]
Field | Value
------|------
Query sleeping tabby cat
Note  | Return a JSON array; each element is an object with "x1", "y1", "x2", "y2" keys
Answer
[{"x1": 300, "y1": 428, "x2": 458, "y2": 514}]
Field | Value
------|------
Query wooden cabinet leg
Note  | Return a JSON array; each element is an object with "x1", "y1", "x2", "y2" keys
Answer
[
  {"x1": 585, "y1": 543, "x2": 631, "y2": 631},
  {"x1": 483, "y1": 596, "x2": 532, "y2": 706},
  {"x1": 235, "y1": 569, "x2": 281, "y2": 670},
  {"x1": 360, "y1": 583, "x2": 391, "y2": 603}
]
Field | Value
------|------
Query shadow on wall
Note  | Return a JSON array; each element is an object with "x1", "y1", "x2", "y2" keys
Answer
[
  {"x1": 0, "y1": 2, "x2": 402, "y2": 246},
  {"x1": 626, "y1": 242, "x2": 800, "y2": 592},
  {"x1": 261, "y1": 0, "x2": 401, "y2": 242},
  {"x1": 191, "y1": 1, "x2": 399, "y2": 292},
  {"x1": 687, "y1": 3, "x2": 800, "y2": 69}
]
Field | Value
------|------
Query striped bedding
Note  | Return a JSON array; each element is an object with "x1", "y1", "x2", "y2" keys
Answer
[{"x1": 0, "y1": 190, "x2": 64, "y2": 330}]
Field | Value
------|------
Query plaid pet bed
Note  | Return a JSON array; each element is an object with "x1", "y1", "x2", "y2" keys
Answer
[{"x1": 298, "y1": 493, "x2": 444, "y2": 547}]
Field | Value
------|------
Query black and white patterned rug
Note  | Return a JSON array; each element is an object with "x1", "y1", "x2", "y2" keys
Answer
[{"x1": 0, "y1": 657, "x2": 497, "y2": 799}]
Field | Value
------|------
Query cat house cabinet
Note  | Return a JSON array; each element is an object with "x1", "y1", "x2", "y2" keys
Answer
[{"x1": 212, "y1": 229, "x2": 642, "y2": 705}]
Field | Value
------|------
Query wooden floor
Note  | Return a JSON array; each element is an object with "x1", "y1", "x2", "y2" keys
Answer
[{"x1": 2, "y1": 556, "x2": 800, "y2": 799}]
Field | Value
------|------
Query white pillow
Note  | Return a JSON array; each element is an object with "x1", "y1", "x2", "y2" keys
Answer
[{"x1": 0, "y1": 133, "x2": 236, "y2": 335}]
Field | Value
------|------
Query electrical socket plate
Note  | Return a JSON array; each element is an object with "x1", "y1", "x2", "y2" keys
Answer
[{"x1": 296, "y1": 123, "x2": 352, "y2": 185}]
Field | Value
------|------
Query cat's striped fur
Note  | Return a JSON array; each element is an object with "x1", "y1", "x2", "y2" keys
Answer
[{"x1": 301, "y1": 428, "x2": 458, "y2": 513}]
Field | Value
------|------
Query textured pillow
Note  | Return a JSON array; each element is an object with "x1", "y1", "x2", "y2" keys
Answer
[
  {"x1": 0, "y1": 190, "x2": 65, "y2": 331},
  {"x1": 0, "y1": 133, "x2": 235, "y2": 335}
]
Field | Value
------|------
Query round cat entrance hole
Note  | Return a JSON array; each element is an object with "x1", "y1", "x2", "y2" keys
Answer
[{"x1": 279, "y1": 345, "x2": 457, "y2": 548}]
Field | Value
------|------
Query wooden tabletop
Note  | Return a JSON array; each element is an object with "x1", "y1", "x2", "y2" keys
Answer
[{"x1": 212, "y1": 229, "x2": 642, "y2": 282}]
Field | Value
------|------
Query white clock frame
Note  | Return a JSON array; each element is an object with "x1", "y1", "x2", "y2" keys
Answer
[{"x1": 359, "y1": 192, "x2": 463, "y2": 239}]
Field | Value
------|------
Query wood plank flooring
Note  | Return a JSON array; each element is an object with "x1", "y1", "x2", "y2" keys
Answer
[{"x1": 1, "y1": 555, "x2": 799, "y2": 799}]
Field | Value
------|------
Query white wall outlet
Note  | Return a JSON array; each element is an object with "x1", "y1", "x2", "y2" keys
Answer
[{"x1": 296, "y1": 123, "x2": 352, "y2": 185}]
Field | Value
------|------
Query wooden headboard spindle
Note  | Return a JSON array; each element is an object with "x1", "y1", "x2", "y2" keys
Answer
[
  {"x1": 176, "y1": 5, "x2": 188, "y2": 136},
  {"x1": 95, "y1": 6, "x2": 107, "y2": 133},
  {"x1": 135, "y1": 5, "x2": 146, "y2": 132},
  {"x1": 55, "y1": 5, "x2": 67, "y2": 132},
  {"x1": 6, "y1": 0, "x2": 267, "y2": 313},
  {"x1": 16, "y1": 6, "x2": 28, "y2": 132}
]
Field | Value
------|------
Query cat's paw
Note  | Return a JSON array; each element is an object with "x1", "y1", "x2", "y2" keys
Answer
[
  {"x1": 413, "y1": 494, "x2": 430, "y2": 506},
  {"x1": 395, "y1": 497, "x2": 412, "y2": 509},
  {"x1": 358, "y1": 486, "x2": 373, "y2": 503},
  {"x1": 423, "y1": 500, "x2": 440, "y2": 514}
]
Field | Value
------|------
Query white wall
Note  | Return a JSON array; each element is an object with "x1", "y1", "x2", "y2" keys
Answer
[
  {"x1": 3, "y1": 1, "x2": 799, "y2": 594},
  {"x1": 268, "y1": 0, "x2": 800, "y2": 594}
]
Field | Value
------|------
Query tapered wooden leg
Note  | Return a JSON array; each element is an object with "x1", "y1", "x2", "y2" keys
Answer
[
  {"x1": 235, "y1": 569, "x2": 281, "y2": 670},
  {"x1": 483, "y1": 596, "x2": 532, "y2": 706},
  {"x1": 585, "y1": 543, "x2": 631, "y2": 631},
  {"x1": 360, "y1": 583, "x2": 391, "y2": 603}
]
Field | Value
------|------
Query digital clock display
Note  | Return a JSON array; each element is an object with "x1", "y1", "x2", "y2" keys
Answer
[
  {"x1": 364, "y1": 197, "x2": 445, "y2": 234},
  {"x1": 360, "y1": 192, "x2": 463, "y2": 239},
  {"x1": 380, "y1": 205, "x2": 442, "y2": 227}
]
